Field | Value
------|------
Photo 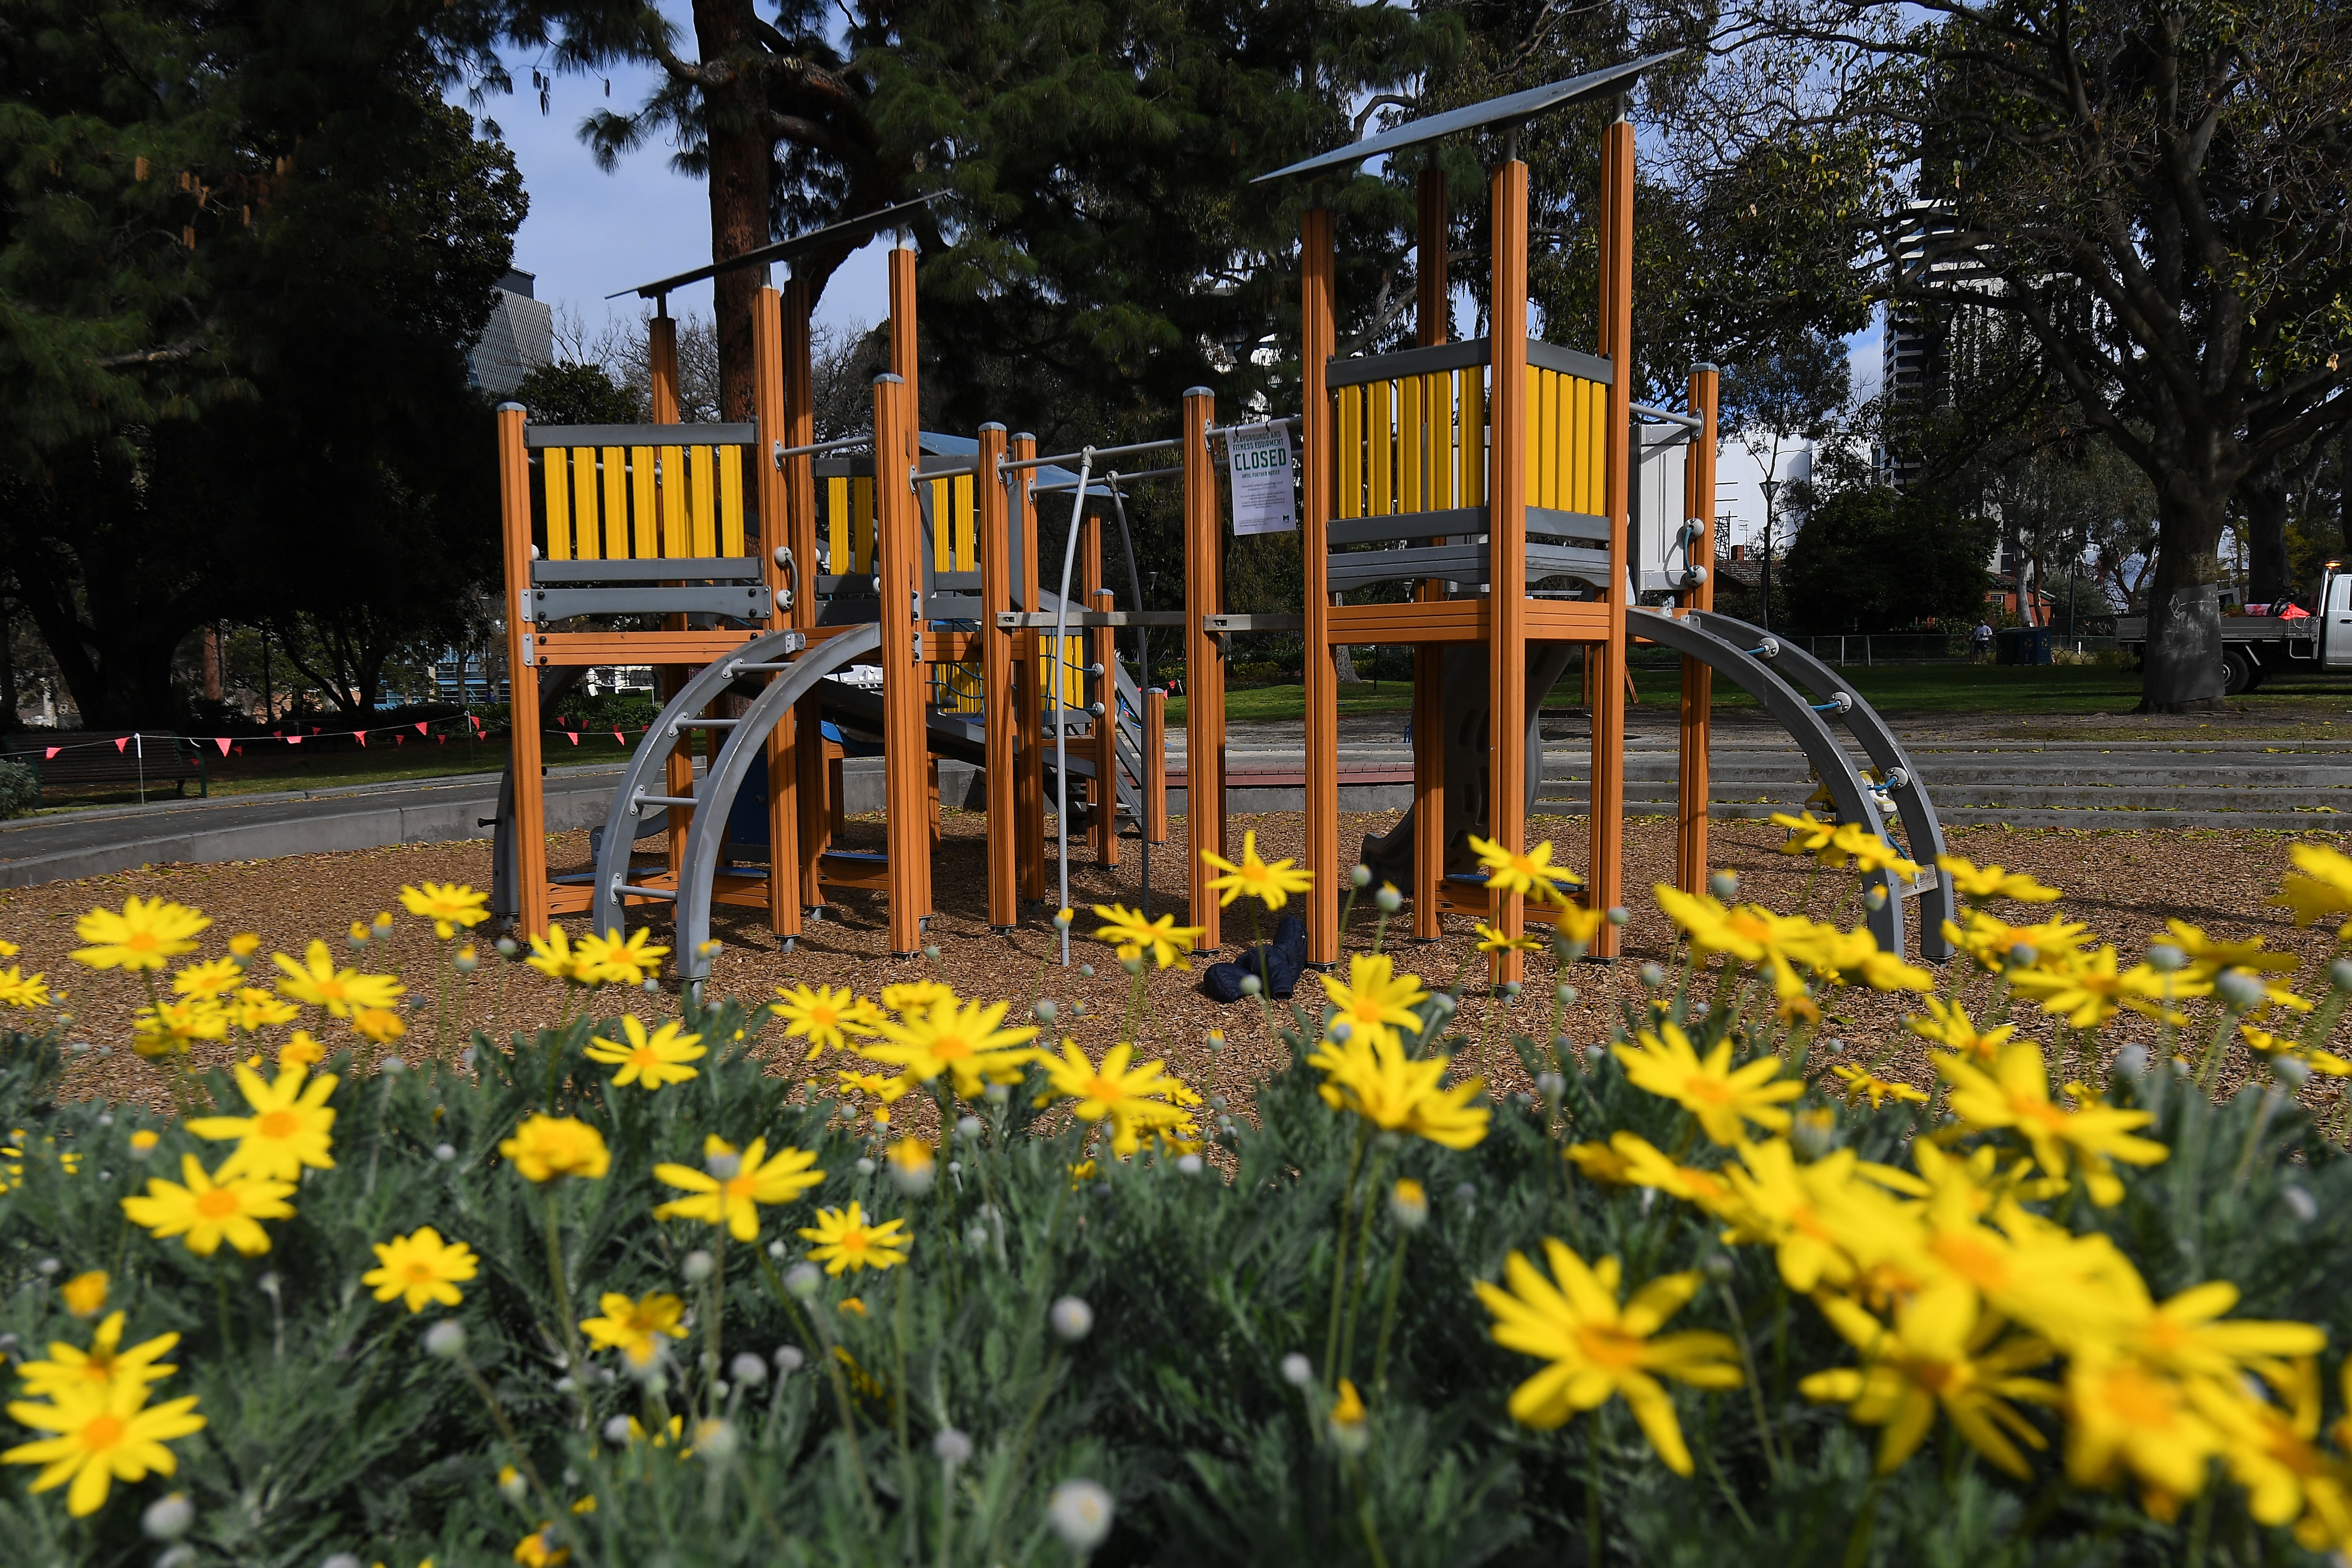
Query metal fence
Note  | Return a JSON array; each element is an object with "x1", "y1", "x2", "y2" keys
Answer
[{"x1": 1802, "y1": 633, "x2": 2122, "y2": 666}]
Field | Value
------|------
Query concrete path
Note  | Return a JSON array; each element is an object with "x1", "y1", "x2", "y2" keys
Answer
[{"x1": 6, "y1": 707, "x2": 2348, "y2": 892}]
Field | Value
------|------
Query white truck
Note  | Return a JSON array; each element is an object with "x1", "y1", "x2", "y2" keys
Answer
[{"x1": 2116, "y1": 565, "x2": 2349, "y2": 695}]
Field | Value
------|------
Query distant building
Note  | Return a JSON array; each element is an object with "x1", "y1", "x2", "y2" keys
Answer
[
  {"x1": 467, "y1": 269, "x2": 554, "y2": 396},
  {"x1": 1879, "y1": 202, "x2": 2003, "y2": 489}
]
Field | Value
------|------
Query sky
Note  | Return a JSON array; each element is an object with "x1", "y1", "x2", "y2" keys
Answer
[{"x1": 455, "y1": 38, "x2": 1877, "y2": 546}]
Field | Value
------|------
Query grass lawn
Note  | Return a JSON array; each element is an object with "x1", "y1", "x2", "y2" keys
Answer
[
  {"x1": 1166, "y1": 660, "x2": 2352, "y2": 724},
  {"x1": 31, "y1": 734, "x2": 639, "y2": 812}
]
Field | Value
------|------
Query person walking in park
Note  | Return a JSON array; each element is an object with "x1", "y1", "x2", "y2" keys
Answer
[{"x1": 1973, "y1": 618, "x2": 1994, "y2": 662}]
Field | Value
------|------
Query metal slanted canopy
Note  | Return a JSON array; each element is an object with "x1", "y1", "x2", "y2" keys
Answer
[
  {"x1": 608, "y1": 191, "x2": 947, "y2": 301},
  {"x1": 1251, "y1": 51, "x2": 1683, "y2": 185}
]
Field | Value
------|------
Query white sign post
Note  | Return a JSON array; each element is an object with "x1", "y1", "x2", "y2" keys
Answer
[{"x1": 1225, "y1": 421, "x2": 1296, "y2": 537}]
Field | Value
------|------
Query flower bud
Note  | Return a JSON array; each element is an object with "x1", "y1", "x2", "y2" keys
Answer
[
  {"x1": 424, "y1": 1320, "x2": 467, "y2": 1360},
  {"x1": 2114, "y1": 1044, "x2": 2150, "y2": 1079},
  {"x1": 2006, "y1": 943, "x2": 2039, "y2": 970},
  {"x1": 1239, "y1": 973, "x2": 1261, "y2": 996},
  {"x1": 1534, "y1": 1071, "x2": 1565, "y2": 1102},
  {"x1": 1637, "y1": 963, "x2": 1665, "y2": 989},
  {"x1": 2332, "y1": 957, "x2": 2352, "y2": 993},
  {"x1": 1034, "y1": 999, "x2": 1058, "y2": 1023},
  {"x1": 705, "y1": 1149, "x2": 741, "y2": 1180},
  {"x1": 323, "y1": 1554, "x2": 364, "y2": 1568},
  {"x1": 603, "y1": 1416, "x2": 633, "y2": 1444},
  {"x1": 966, "y1": 1223, "x2": 991, "y2": 1252},
  {"x1": 142, "y1": 1493, "x2": 193, "y2": 1542},
  {"x1": 730, "y1": 1352, "x2": 768, "y2": 1386},
  {"x1": 1790, "y1": 1106, "x2": 1837, "y2": 1160},
  {"x1": 1071, "y1": 999, "x2": 1089, "y2": 1016},
  {"x1": 496, "y1": 937, "x2": 518, "y2": 958},
  {"x1": 855, "y1": 1157, "x2": 875, "y2": 1176},
  {"x1": 1375, "y1": 883, "x2": 1401, "y2": 913},
  {"x1": 2274, "y1": 1054, "x2": 2313, "y2": 1089},
  {"x1": 934, "y1": 1426, "x2": 974, "y2": 1465},
  {"x1": 1708, "y1": 869, "x2": 1739, "y2": 900},
  {"x1": 785, "y1": 1263, "x2": 821, "y2": 1300},
  {"x1": 1556, "y1": 983, "x2": 1579, "y2": 1007},
  {"x1": 694, "y1": 1418, "x2": 740, "y2": 1463},
  {"x1": 433, "y1": 1143, "x2": 457, "y2": 1162},
  {"x1": 922, "y1": 944, "x2": 941, "y2": 963},
  {"x1": 1280, "y1": 1353, "x2": 1313, "y2": 1387},
  {"x1": 774, "y1": 1345, "x2": 805, "y2": 1373},
  {"x1": 1176, "y1": 1153, "x2": 1204, "y2": 1174},
  {"x1": 1050, "y1": 1295, "x2": 1094, "y2": 1342},
  {"x1": 2215, "y1": 968, "x2": 2267, "y2": 1011},
  {"x1": 887, "y1": 1138, "x2": 936, "y2": 1197},
  {"x1": 1350, "y1": 863, "x2": 1372, "y2": 888},
  {"x1": 957, "y1": 1115, "x2": 983, "y2": 1141},
  {"x1": 1327, "y1": 1019, "x2": 1352, "y2": 1043},
  {"x1": 1499, "y1": 982, "x2": 1521, "y2": 1000},
  {"x1": 1388, "y1": 1178, "x2": 1428, "y2": 1231},
  {"x1": 2145, "y1": 943, "x2": 2186, "y2": 973},
  {"x1": 1047, "y1": 1480, "x2": 1114, "y2": 1551},
  {"x1": 682, "y1": 1250, "x2": 715, "y2": 1284},
  {"x1": 498, "y1": 1464, "x2": 528, "y2": 1501},
  {"x1": 1701, "y1": 1251, "x2": 1734, "y2": 1281},
  {"x1": 1605, "y1": 906, "x2": 1629, "y2": 926}
]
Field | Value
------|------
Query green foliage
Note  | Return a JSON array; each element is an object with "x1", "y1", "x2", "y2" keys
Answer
[
  {"x1": 1782, "y1": 487, "x2": 1995, "y2": 633},
  {"x1": 512, "y1": 362, "x2": 641, "y2": 427},
  {"x1": 3, "y1": 954, "x2": 2350, "y2": 1565},
  {"x1": 0, "y1": 761, "x2": 40, "y2": 820}
]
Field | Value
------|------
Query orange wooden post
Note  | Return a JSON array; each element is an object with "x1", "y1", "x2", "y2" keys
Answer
[
  {"x1": 1590, "y1": 116, "x2": 1636, "y2": 957},
  {"x1": 977, "y1": 423, "x2": 1019, "y2": 927},
  {"x1": 1144, "y1": 689, "x2": 1168, "y2": 843},
  {"x1": 1090, "y1": 585, "x2": 1119, "y2": 866},
  {"x1": 1487, "y1": 157, "x2": 1530, "y2": 982},
  {"x1": 1011, "y1": 434, "x2": 1047, "y2": 905},
  {"x1": 1181, "y1": 390, "x2": 1224, "y2": 945},
  {"x1": 497, "y1": 403, "x2": 550, "y2": 935},
  {"x1": 886, "y1": 247, "x2": 933, "y2": 923},
  {"x1": 1677, "y1": 363, "x2": 1721, "y2": 893},
  {"x1": 784, "y1": 276, "x2": 828, "y2": 916},
  {"x1": 648, "y1": 311, "x2": 681, "y2": 424},
  {"x1": 752, "y1": 285, "x2": 802, "y2": 939},
  {"x1": 1412, "y1": 167, "x2": 1448, "y2": 940},
  {"x1": 1301, "y1": 203, "x2": 1339, "y2": 963},
  {"x1": 648, "y1": 309, "x2": 692, "y2": 890},
  {"x1": 875, "y1": 372, "x2": 928, "y2": 954}
]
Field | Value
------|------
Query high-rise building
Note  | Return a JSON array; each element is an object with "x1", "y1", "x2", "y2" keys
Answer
[
  {"x1": 1879, "y1": 202, "x2": 2002, "y2": 488},
  {"x1": 467, "y1": 269, "x2": 554, "y2": 396}
]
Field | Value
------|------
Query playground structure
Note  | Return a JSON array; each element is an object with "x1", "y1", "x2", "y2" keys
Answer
[{"x1": 491, "y1": 56, "x2": 1956, "y2": 982}]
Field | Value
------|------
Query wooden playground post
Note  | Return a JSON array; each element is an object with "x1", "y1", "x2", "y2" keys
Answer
[
  {"x1": 496, "y1": 403, "x2": 550, "y2": 936},
  {"x1": 751, "y1": 284, "x2": 802, "y2": 939},
  {"x1": 874, "y1": 372, "x2": 927, "y2": 953},
  {"x1": 648, "y1": 310, "x2": 680, "y2": 423},
  {"x1": 1144, "y1": 690, "x2": 1168, "y2": 842},
  {"x1": 1486, "y1": 154, "x2": 1530, "y2": 981},
  {"x1": 1590, "y1": 114, "x2": 1636, "y2": 957},
  {"x1": 886, "y1": 246, "x2": 933, "y2": 923},
  {"x1": 1677, "y1": 363, "x2": 1721, "y2": 893},
  {"x1": 647, "y1": 310, "x2": 695, "y2": 891},
  {"x1": 1011, "y1": 433, "x2": 1048, "y2": 905},
  {"x1": 1301, "y1": 203, "x2": 1340, "y2": 964},
  {"x1": 1411, "y1": 167, "x2": 1448, "y2": 941},
  {"x1": 1181, "y1": 390, "x2": 1224, "y2": 946},
  {"x1": 977, "y1": 423, "x2": 1019, "y2": 928},
  {"x1": 784, "y1": 275, "x2": 828, "y2": 915}
]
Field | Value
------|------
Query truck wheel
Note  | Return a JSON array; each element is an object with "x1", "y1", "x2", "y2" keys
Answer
[{"x1": 2222, "y1": 647, "x2": 2260, "y2": 695}]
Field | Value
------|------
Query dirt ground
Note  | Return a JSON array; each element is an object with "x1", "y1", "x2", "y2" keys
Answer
[{"x1": 9, "y1": 811, "x2": 2350, "y2": 1124}]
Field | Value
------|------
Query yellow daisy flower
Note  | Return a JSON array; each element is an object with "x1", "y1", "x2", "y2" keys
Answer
[
  {"x1": 579, "y1": 1291, "x2": 687, "y2": 1367},
  {"x1": 772, "y1": 983, "x2": 880, "y2": 1060},
  {"x1": 362, "y1": 1226, "x2": 480, "y2": 1313},
  {"x1": 1, "y1": 1380, "x2": 206, "y2": 1516},
  {"x1": 398, "y1": 881, "x2": 489, "y2": 939},
  {"x1": 1611, "y1": 1023, "x2": 1803, "y2": 1146},
  {"x1": 798, "y1": 1201, "x2": 912, "y2": 1275},
  {"x1": 1199, "y1": 831, "x2": 1314, "y2": 910},
  {"x1": 497, "y1": 1115, "x2": 610, "y2": 1183},
  {"x1": 652, "y1": 1135, "x2": 824, "y2": 1241},
  {"x1": 120, "y1": 1154, "x2": 295, "y2": 1257},
  {"x1": 584, "y1": 1016, "x2": 705, "y2": 1091},
  {"x1": 272, "y1": 940, "x2": 405, "y2": 1018},
  {"x1": 184, "y1": 1063, "x2": 338, "y2": 1181},
  {"x1": 70, "y1": 896, "x2": 210, "y2": 972}
]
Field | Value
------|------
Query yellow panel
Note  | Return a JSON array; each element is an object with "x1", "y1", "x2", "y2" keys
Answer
[
  {"x1": 1336, "y1": 387, "x2": 1361, "y2": 519},
  {"x1": 827, "y1": 477, "x2": 850, "y2": 576},
  {"x1": 1523, "y1": 367, "x2": 1541, "y2": 510},
  {"x1": 1401, "y1": 374, "x2": 1423, "y2": 514},
  {"x1": 1368, "y1": 381, "x2": 1393, "y2": 515},
  {"x1": 689, "y1": 446, "x2": 716, "y2": 555},
  {"x1": 1590, "y1": 380, "x2": 1607, "y2": 515},
  {"x1": 1582, "y1": 379, "x2": 1600, "y2": 514},
  {"x1": 569, "y1": 447, "x2": 600, "y2": 560},
  {"x1": 657, "y1": 446, "x2": 685, "y2": 556},
  {"x1": 719, "y1": 446, "x2": 745, "y2": 557},
  {"x1": 601, "y1": 448, "x2": 628, "y2": 560},
  {"x1": 542, "y1": 449, "x2": 572, "y2": 561},
  {"x1": 1430, "y1": 372, "x2": 1455, "y2": 510},
  {"x1": 931, "y1": 480, "x2": 951, "y2": 571},
  {"x1": 1549, "y1": 369, "x2": 1568, "y2": 509},
  {"x1": 630, "y1": 448, "x2": 657, "y2": 557}
]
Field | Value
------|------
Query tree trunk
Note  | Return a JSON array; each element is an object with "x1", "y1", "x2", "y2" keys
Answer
[
  {"x1": 2137, "y1": 489, "x2": 2228, "y2": 712},
  {"x1": 692, "y1": 0, "x2": 771, "y2": 424},
  {"x1": 2241, "y1": 452, "x2": 2293, "y2": 604}
]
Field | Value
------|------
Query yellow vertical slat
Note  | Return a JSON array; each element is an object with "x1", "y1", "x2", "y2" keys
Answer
[
  {"x1": 719, "y1": 446, "x2": 745, "y2": 557},
  {"x1": 1463, "y1": 367, "x2": 1486, "y2": 509},
  {"x1": 1526, "y1": 366, "x2": 1543, "y2": 511},
  {"x1": 931, "y1": 480, "x2": 950, "y2": 571},
  {"x1": 542, "y1": 449, "x2": 572, "y2": 560},
  {"x1": 1369, "y1": 381, "x2": 1393, "y2": 515},
  {"x1": 689, "y1": 446, "x2": 716, "y2": 555},
  {"x1": 956, "y1": 477, "x2": 975, "y2": 570},
  {"x1": 1401, "y1": 374, "x2": 1424, "y2": 514},
  {"x1": 1429, "y1": 372, "x2": 1454, "y2": 510},
  {"x1": 1570, "y1": 378, "x2": 1588, "y2": 513},
  {"x1": 629, "y1": 448, "x2": 657, "y2": 557},
  {"x1": 600, "y1": 448, "x2": 627, "y2": 559},
  {"x1": 853, "y1": 477, "x2": 874, "y2": 573},
  {"x1": 570, "y1": 447, "x2": 600, "y2": 560},
  {"x1": 1337, "y1": 387, "x2": 1361, "y2": 519},
  {"x1": 1551, "y1": 368, "x2": 1571, "y2": 509},
  {"x1": 1590, "y1": 380, "x2": 1607, "y2": 514},
  {"x1": 657, "y1": 446, "x2": 684, "y2": 556},
  {"x1": 837, "y1": 479, "x2": 856, "y2": 583}
]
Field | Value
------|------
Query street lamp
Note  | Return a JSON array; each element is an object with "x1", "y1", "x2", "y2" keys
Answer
[{"x1": 1759, "y1": 476, "x2": 1780, "y2": 632}]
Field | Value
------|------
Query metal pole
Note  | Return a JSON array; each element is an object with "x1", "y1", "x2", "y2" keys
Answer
[
  {"x1": 1051, "y1": 448, "x2": 1096, "y2": 964},
  {"x1": 1105, "y1": 474, "x2": 1150, "y2": 919},
  {"x1": 135, "y1": 732, "x2": 145, "y2": 804}
]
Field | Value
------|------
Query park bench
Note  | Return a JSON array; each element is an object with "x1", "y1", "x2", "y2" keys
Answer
[{"x1": 1, "y1": 732, "x2": 208, "y2": 802}]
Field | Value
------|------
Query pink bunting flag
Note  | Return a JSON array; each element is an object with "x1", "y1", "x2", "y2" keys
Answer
[
  {"x1": 233, "y1": 744, "x2": 244, "y2": 756},
  {"x1": 614, "y1": 728, "x2": 626, "y2": 745},
  {"x1": 565, "y1": 731, "x2": 580, "y2": 745},
  {"x1": 215, "y1": 737, "x2": 231, "y2": 756},
  {"x1": 114, "y1": 737, "x2": 130, "y2": 753},
  {"x1": 353, "y1": 732, "x2": 367, "y2": 747},
  {"x1": 437, "y1": 735, "x2": 446, "y2": 745},
  {"x1": 287, "y1": 735, "x2": 302, "y2": 746},
  {"x1": 44, "y1": 747, "x2": 59, "y2": 760},
  {"x1": 414, "y1": 722, "x2": 429, "y2": 735}
]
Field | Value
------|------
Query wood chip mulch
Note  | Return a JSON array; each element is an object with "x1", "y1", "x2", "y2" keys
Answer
[{"x1": 9, "y1": 813, "x2": 2350, "y2": 1127}]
